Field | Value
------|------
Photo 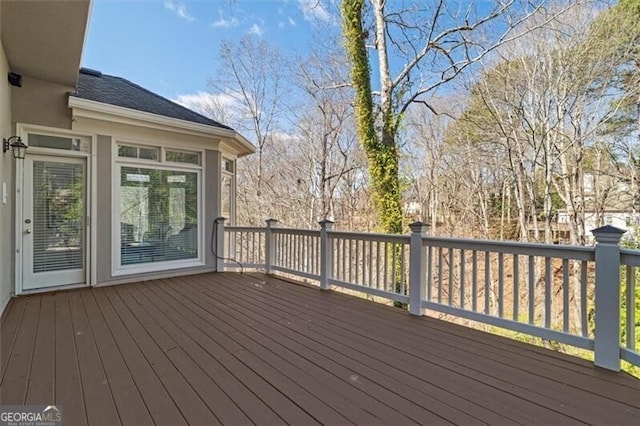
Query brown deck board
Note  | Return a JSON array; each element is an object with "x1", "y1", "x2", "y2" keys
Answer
[
  {"x1": 203, "y1": 273, "x2": 576, "y2": 425},
  {"x1": 1, "y1": 272, "x2": 639, "y2": 426},
  {"x1": 154, "y1": 278, "x2": 353, "y2": 425},
  {"x1": 200, "y1": 274, "x2": 532, "y2": 424},
  {"x1": 214, "y1": 272, "x2": 637, "y2": 421},
  {"x1": 25, "y1": 294, "x2": 55, "y2": 405},
  {"x1": 143, "y1": 279, "x2": 319, "y2": 426},
  {"x1": 0, "y1": 296, "x2": 28, "y2": 381},
  {"x1": 0, "y1": 296, "x2": 40, "y2": 405},
  {"x1": 102, "y1": 287, "x2": 215, "y2": 425},
  {"x1": 212, "y1": 273, "x2": 638, "y2": 424},
  {"x1": 68, "y1": 291, "x2": 121, "y2": 426},
  {"x1": 258, "y1": 272, "x2": 640, "y2": 396},
  {"x1": 161, "y1": 276, "x2": 422, "y2": 426},
  {"x1": 183, "y1": 275, "x2": 465, "y2": 425},
  {"x1": 135, "y1": 280, "x2": 288, "y2": 426},
  {"x1": 54, "y1": 291, "x2": 87, "y2": 426},
  {"x1": 79, "y1": 291, "x2": 153, "y2": 426},
  {"x1": 274, "y1": 274, "x2": 640, "y2": 388},
  {"x1": 91, "y1": 289, "x2": 186, "y2": 426},
  {"x1": 266, "y1": 274, "x2": 640, "y2": 411},
  {"x1": 117, "y1": 284, "x2": 249, "y2": 425}
]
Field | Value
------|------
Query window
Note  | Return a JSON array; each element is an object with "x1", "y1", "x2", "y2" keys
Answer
[
  {"x1": 117, "y1": 144, "x2": 159, "y2": 161},
  {"x1": 223, "y1": 158, "x2": 234, "y2": 173},
  {"x1": 115, "y1": 143, "x2": 203, "y2": 272},
  {"x1": 119, "y1": 167, "x2": 199, "y2": 266},
  {"x1": 221, "y1": 158, "x2": 235, "y2": 223},
  {"x1": 166, "y1": 149, "x2": 201, "y2": 165},
  {"x1": 29, "y1": 134, "x2": 90, "y2": 153}
]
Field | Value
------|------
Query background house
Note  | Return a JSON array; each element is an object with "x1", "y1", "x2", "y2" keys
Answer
[{"x1": 0, "y1": 1, "x2": 254, "y2": 315}]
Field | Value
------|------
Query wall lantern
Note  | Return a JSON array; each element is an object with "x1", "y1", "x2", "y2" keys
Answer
[{"x1": 2, "y1": 136, "x2": 28, "y2": 159}]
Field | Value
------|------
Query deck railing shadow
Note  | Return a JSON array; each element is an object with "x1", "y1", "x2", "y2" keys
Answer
[{"x1": 217, "y1": 218, "x2": 639, "y2": 372}]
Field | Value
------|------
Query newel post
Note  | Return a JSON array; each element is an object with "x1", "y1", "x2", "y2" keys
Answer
[
  {"x1": 265, "y1": 219, "x2": 278, "y2": 274},
  {"x1": 592, "y1": 225, "x2": 625, "y2": 371},
  {"x1": 319, "y1": 219, "x2": 334, "y2": 291},
  {"x1": 409, "y1": 222, "x2": 428, "y2": 316},
  {"x1": 215, "y1": 217, "x2": 226, "y2": 272}
]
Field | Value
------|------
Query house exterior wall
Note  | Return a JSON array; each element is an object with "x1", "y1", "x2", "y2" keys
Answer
[
  {"x1": 72, "y1": 117, "x2": 228, "y2": 286},
  {"x1": 205, "y1": 149, "x2": 222, "y2": 267},
  {"x1": 0, "y1": 37, "x2": 14, "y2": 314},
  {"x1": 95, "y1": 134, "x2": 112, "y2": 282},
  {"x1": 11, "y1": 75, "x2": 73, "y2": 130},
  {"x1": 4, "y1": 87, "x2": 244, "y2": 300},
  {"x1": 557, "y1": 210, "x2": 640, "y2": 243}
]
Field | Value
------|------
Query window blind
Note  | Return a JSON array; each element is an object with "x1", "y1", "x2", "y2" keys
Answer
[{"x1": 32, "y1": 161, "x2": 85, "y2": 273}]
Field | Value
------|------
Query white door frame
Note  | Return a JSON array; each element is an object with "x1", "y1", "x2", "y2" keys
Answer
[{"x1": 15, "y1": 124, "x2": 96, "y2": 295}]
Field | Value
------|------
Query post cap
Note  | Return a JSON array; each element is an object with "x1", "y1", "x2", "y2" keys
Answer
[
  {"x1": 592, "y1": 225, "x2": 625, "y2": 244},
  {"x1": 265, "y1": 218, "x2": 279, "y2": 224},
  {"x1": 409, "y1": 221, "x2": 428, "y2": 234},
  {"x1": 215, "y1": 216, "x2": 227, "y2": 223},
  {"x1": 318, "y1": 219, "x2": 334, "y2": 229}
]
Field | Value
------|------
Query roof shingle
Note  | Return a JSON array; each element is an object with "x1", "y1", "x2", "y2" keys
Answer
[{"x1": 71, "y1": 68, "x2": 232, "y2": 130}]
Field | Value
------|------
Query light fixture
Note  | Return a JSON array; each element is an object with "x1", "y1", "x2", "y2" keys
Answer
[
  {"x1": 3, "y1": 136, "x2": 28, "y2": 159},
  {"x1": 8, "y1": 72, "x2": 22, "y2": 87}
]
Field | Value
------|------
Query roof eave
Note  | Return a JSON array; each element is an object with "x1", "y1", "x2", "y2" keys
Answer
[
  {"x1": 69, "y1": 96, "x2": 256, "y2": 156},
  {"x1": 1, "y1": 0, "x2": 91, "y2": 86}
]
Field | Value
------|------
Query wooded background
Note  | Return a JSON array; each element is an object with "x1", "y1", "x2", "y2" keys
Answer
[{"x1": 195, "y1": 0, "x2": 639, "y2": 247}]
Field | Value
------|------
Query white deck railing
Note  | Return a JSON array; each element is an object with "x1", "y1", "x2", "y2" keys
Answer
[{"x1": 217, "y1": 218, "x2": 639, "y2": 372}]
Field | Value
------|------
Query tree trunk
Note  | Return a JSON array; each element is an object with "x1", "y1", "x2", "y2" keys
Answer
[{"x1": 342, "y1": 0, "x2": 403, "y2": 233}]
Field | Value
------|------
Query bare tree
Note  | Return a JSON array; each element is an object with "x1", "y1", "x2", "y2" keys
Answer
[
  {"x1": 290, "y1": 47, "x2": 365, "y2": 226},
  {"x1": 211, "y1": 36, "x2": 285, "y2": 200},
  {"x1": 341, "y1": 0, "x2": 572, "y2": 233}
]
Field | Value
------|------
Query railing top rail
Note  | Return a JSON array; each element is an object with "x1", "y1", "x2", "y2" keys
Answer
[
  {"x1": 272, "y1": 228, "x2": 321, "y2": 237},
  {"x1": 424, "y1": 236, "x2": 595, "y2": 260},
  {"x1": 225, "y1": 226, "x2": 266, "y2": 233},
  {"x1": 328, "y1": 230, "x2": 410, "y2": 244},
  {"x1": 621, "y1": 248, "x2": 640, "y2": 266}
]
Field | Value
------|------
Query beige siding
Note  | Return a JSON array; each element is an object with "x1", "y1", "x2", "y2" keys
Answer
[
  {"x1": 205, "y1": 149, "x2": 222, "y2": 268},
  {"x1": 11, "y1": 76, "x2": 73, "y2": 130},
  {"x1": 71, "y1": 116, "x2": 223, "y2": 151},
  {"x1": 95, "y1": 135, "x2": 112, "y2": 283},
  {"x1": 0, "y1": 38, "x2": 13, "y2": 314}
]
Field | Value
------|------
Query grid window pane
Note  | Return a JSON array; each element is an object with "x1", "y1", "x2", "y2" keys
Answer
[
  {"x1": 117, "y1": 144, "x2": 159, "y2": 161},
  {"x1": 29, "y1": 134, "x2": 89, "y2": 152},
  {"x1": 166, "y1": 150, "x2": 200, "y2": 165},
  {"x1": 139, "y1": 147, "x2": 158, "y2": 161},
  {"x1": 119, "y1": 166, "x2": 198, "y2": 265}
]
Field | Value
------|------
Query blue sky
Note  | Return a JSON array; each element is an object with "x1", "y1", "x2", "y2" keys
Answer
[{"x1": 82, "y1": 1, "x2": 334, "y2": 103}]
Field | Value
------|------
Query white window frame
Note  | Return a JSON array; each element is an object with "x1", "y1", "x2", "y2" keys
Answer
[
  {"x1": 221, "y1": 157, "x2": 236, "y2": 225},
  {"x1": 112, "y1": 141, "x2": 205, "y2": 276}
]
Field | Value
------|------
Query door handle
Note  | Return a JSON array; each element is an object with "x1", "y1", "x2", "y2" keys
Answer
[{"x1": 25, "y1": 229, "x2": 31, "y2": 234}]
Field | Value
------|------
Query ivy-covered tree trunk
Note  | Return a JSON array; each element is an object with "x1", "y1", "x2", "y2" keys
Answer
[{"x1": 341, "y1": 0, "x2": 403, "y2": 234}]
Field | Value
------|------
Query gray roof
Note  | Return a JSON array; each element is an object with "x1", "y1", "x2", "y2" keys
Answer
[{"x1": 71, "y1": 68, "x2": 232, "y2": 130}]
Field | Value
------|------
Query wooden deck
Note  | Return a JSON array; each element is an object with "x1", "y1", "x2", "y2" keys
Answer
[{"x1": 1, "y1": 273, "x2": 639, "y2": 425}]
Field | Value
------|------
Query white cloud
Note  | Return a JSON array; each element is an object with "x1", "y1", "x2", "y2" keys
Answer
[
  {"x1": 279, "y1": 16, "x2": 297, "y2": 29},
  {"x1": 164, "y1": 1, "x2": 196, "y2": 22},
  {"x1": 298, "y1": 0, "x2": 331, "y2": 23},
  {"x1": 248, "y1": 23, "x2": 264, "y2": 36},
  {"x1": 211, "y1": 9, "x2": 240, "y2": 28},
  {"x1": 174, "y1": 92, "x2": 231, "y2": 114},
  {"x1": 211, "y1": 17, "x2": 240, "y2": 28},
  {"x1": 173, "y1": 92, "x2": 246, "y2": 125}
]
